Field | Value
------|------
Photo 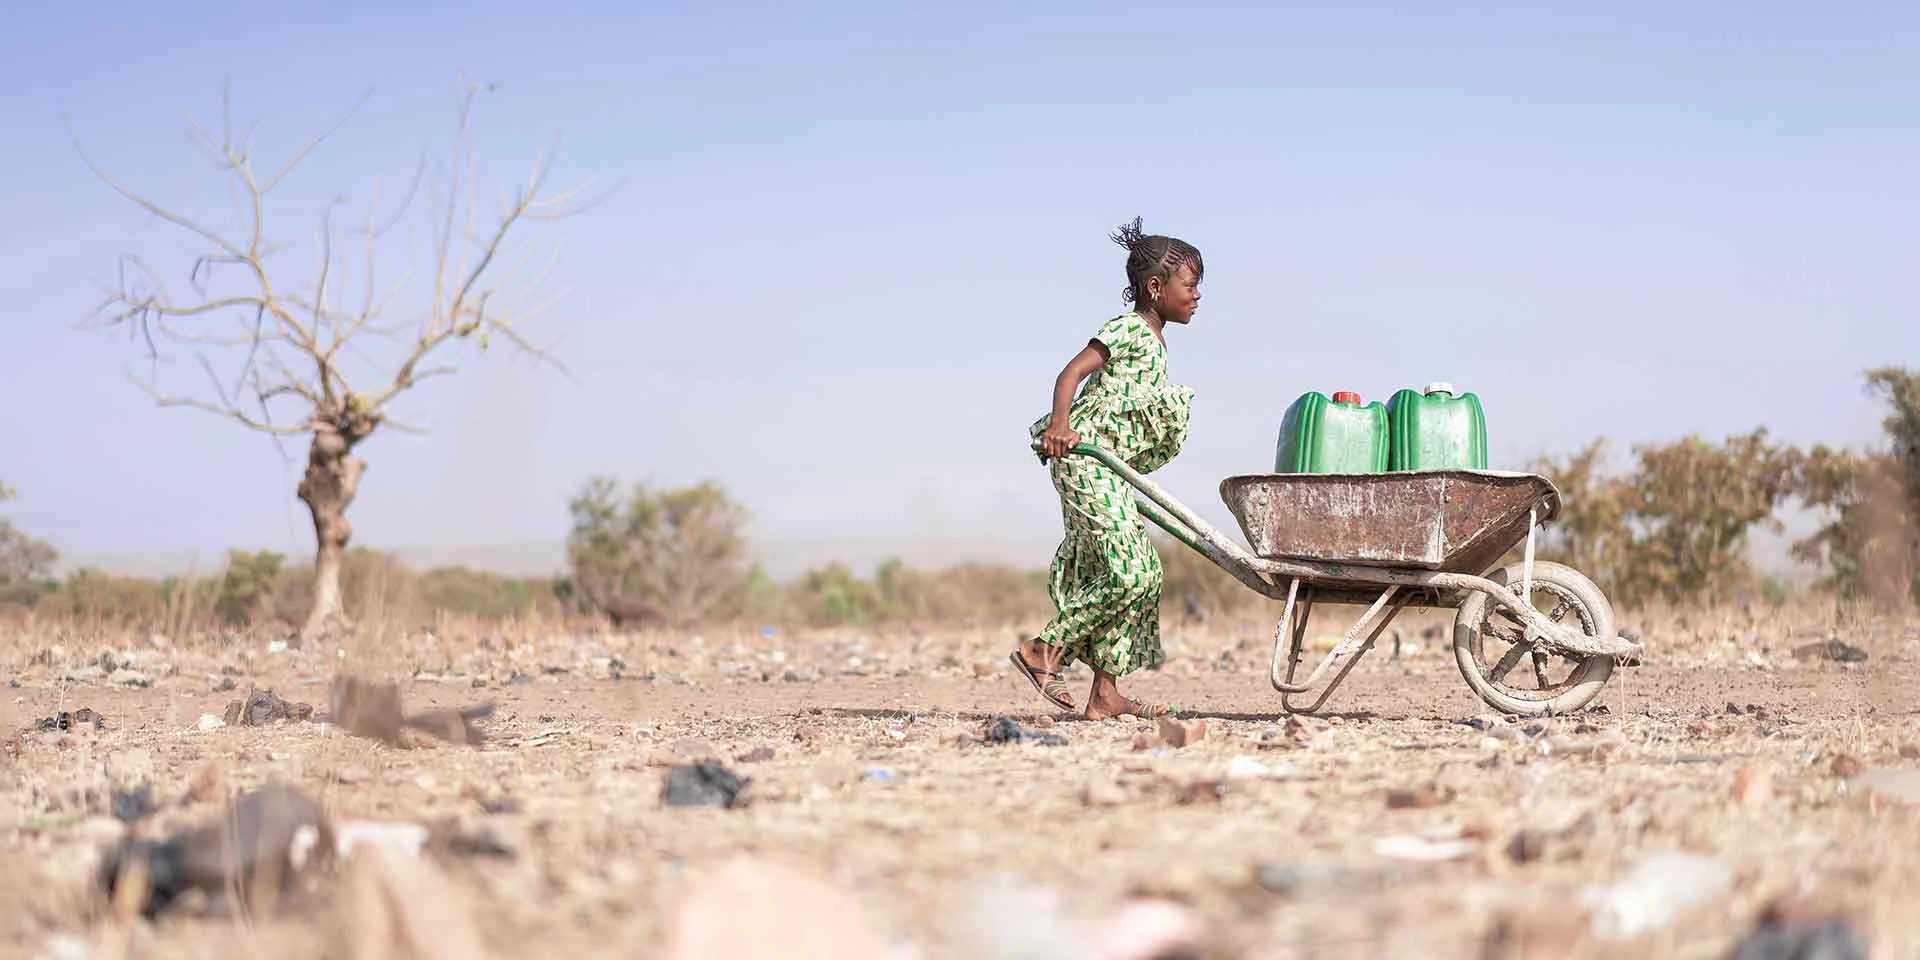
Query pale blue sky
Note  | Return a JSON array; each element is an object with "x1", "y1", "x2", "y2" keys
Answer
[{"x1": 2, "y1": 1, "x2": 1916, "y2": 575}]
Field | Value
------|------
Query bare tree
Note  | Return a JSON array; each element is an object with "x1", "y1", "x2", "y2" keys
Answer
[{"x1": 74, "y1": 82, "x2": 594, "y2": 640}]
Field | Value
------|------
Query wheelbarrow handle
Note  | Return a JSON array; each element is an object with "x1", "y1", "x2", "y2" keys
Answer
[{"x1": 1029, "y1": 440, "x2": 1105, "y2": 459}]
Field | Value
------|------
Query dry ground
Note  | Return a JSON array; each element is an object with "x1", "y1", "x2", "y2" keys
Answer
[{"x1": 1, "y1": 606, "x2": 1916, "y2": 959}]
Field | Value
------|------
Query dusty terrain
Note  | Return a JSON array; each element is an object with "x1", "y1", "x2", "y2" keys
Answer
[{"x1": 2, "y1": 607, "x2": 1916, "y2": 959}]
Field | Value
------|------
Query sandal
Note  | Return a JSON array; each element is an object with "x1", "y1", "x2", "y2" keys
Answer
[{"x1": 1009, "y1": 650, "x2": 1075, "y2": 711}]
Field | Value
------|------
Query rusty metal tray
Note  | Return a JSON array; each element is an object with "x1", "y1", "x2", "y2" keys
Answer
[{"x1": 1217, "y1": 470, "x2": 1561, "y2": 573}]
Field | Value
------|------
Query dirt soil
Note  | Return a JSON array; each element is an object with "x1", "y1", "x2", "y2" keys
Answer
[{"x1": 2, "y1": 609, "x2": 1917, "y2": 959}]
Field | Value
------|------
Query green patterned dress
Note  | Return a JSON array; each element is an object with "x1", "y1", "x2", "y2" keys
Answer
[{"x1": 1028, "y1": 311, "x2": 1195, "y2": 677}]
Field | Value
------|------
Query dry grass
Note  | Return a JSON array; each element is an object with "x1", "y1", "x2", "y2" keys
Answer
[{"x1": 1, "y1": 599, "x2": 1916, "y2": 959}]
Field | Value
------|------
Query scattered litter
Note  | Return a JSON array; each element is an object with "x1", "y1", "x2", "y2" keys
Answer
[
  {"x1": 1581, "y1": 851, "x2": 1731, "y2": 941},
  {"x1": 982, "y1": 716, "x2": 1068, "y2": 747},
  {"x1": 195, "y1": 713, "x2": 225, "y2": 732},
  {"x1": 99, "y1": 784, "x2": 323, "y2": 919},
  {"x1": 1371, "y1": 835, "x2": 1477, "y2": 862},
  {"x1": 111, "y1": 785, "x2": 155, "y2": 823},
  {"x1": 33, "y1": 708, "x2": 105, "y2": 733},
  {"x1": 860, "y1": 768, "x2": 897, "y2": 783},
  {"x1": 333, "y1": 820, "x2": 432, "y2": 861},
  {"x1": 223, "y1": 687, "x2": 314, "y2": 726},
  {"x1": 662, "y1": 762, "x2": 748, "y2": 809}
]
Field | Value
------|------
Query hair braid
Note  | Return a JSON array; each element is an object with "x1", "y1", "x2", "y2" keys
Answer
[{"x1": 1109, "y1": 216, "x2": 1202, "y2": 305}]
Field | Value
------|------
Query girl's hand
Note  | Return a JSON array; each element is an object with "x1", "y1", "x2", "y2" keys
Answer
[{"x1": 1041, "y1": 420, "x2": 1080, "y2": 458}]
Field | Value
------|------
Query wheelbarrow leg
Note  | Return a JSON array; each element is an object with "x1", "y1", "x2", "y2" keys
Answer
[{"x1": 1271, "y1": 584, "x2": 1409, "y2": 714}]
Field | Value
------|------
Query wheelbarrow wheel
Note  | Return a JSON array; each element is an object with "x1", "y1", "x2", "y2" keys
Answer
[{"x1": 1452, "y1": 560, "x2": 1616, "y2": 717}]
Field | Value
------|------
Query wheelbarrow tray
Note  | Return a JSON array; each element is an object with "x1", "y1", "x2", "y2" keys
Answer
[{"x1": 1218, "y1": 470, "x2": 1561, "y2": 574}]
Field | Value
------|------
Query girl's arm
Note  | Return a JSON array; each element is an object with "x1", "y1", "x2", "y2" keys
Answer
[{"x1": 1039, "y1": 341, "x2": 1110, "y2": 457}]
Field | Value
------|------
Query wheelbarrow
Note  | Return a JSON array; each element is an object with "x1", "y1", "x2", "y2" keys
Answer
[{"x1": 1036, "y1": 442, "x2": 1643, "y2": 717}]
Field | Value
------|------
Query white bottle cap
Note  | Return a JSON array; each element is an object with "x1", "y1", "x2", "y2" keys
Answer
[{"x1": 1424, "y1": 381, "x2": 1454, "y2": 395}]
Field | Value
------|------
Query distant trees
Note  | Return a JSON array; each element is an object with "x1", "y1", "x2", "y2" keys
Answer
[
  {"x1": 562, "y1": 478, "x2": 755, "y2": 626},
  {"x1": 1534, "y1": 366, "x2": 1918, "y2": 611},
  {"x1": 1530, "y1": 430, "x2": 1803, "y2": 607},
  {"x1": 1791, "y1": 367, "x2": 1919, "y2": 607},
  {"x1": 0, "y1": 482, "x2": 59, "y2": 606}
]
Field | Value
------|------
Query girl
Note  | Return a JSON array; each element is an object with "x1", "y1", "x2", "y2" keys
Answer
[{"x1": 1011, "y1": 217, "x2": 1203, "y2": 720}]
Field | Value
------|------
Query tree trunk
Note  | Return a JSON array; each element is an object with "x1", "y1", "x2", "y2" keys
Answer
[{"x1": 298, "y1": 421, "x2": 368, "y2": 642}]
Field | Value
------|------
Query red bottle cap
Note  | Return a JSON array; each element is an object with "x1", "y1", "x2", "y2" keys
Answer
[{"x1": 1332, "y1": 391, "x2": 1362, "y2": 405}]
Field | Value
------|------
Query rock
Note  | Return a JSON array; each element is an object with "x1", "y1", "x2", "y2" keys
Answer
[
  {"x1": 1829, "y1": 755, "x2": 1867, "y2": 779},
  {"x1": 196, "y1": 714, "x2": 225, "y2": 732},
  {"x1": 734, "y1": 745, "x2": 776, "y2": 764},
  {"x1": 1157, "y1": 717, "x2": 1207, "y2": 748},
  {"x1": 1846, "y1": 769, "x2": 1920, "y2": 806},
  {"x1": 1581, "y1": 852, "x2": 1731, "y2": 941},
  {"x1": 971, "y1": 661, "x2": 1000, "y2": 679},
  {"x1": 661, "y1": 762, "x2": 748, "y2": 809},
  {"x1": 109, "y1": 670, "x2": 153, "y2": 688},
  {"x1": 665, "y1": 856, "x2": 888, "y2": 960},
  {"x1": 338, "y1": 845, "x2": 490, "y2": 960},
  {"x1": 224, "y1": 688, "x2": 314, "y2": 727},
  {"x1": 1903, "y1": 744, "x2": 1920, "y2": 760},
  {"x1": 1732, "y1": 763, "x2": 1775, "y2": 807}
]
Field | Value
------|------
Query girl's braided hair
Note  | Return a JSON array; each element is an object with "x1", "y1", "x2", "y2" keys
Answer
[{"x1": 1110, "y1": 216, "x2": 1203, "y2": 305}]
